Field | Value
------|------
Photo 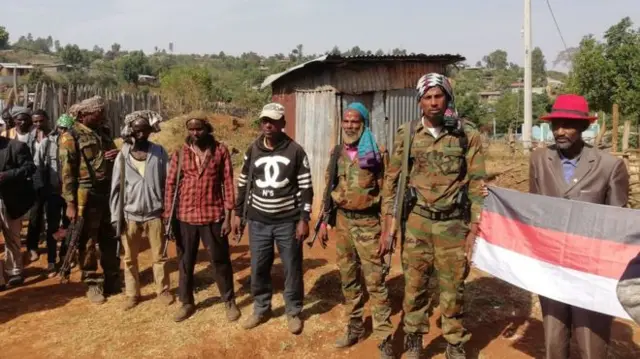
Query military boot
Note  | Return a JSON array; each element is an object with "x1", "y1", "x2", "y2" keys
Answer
[
  {"x1": 334, "y1": 319, "x2": 365, "y2": 348},
  {"x1": 404, "y1": 333, "x2": 422, "y2": 359},
  {"x1": 378, "y1": 335, "x2": 394, "y2": 359},
  {"x1": 445, "y1": 343, "x2": 466, "y2": 359}
]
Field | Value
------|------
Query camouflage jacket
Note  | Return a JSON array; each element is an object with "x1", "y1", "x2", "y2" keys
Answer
[
  {"x1": 325, "y1": 145, "x2": 389, "y2": 212},
  {"x1": 59, "y1": 122, "x2": 116, "y2": 210},
  {"x1": 382, "y1": 120, "x2": 486, "y2": 224}
]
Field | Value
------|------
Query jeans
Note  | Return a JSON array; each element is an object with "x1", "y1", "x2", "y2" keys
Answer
[{"x1": 248, "y1": 220, "x2": 303, "y2": 317}]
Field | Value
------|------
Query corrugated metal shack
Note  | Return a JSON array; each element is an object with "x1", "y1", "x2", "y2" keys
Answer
[{"x1": 260, "y1": 54, "x2": 465, "y2": 213}]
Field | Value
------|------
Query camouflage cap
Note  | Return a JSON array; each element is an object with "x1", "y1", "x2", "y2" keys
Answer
[
  {"x1": 259, "y1": 102, "x2": 285, "y2": 121},
  {"x1": 71, "y1": 96, "x2": 106, "y2": 117}
]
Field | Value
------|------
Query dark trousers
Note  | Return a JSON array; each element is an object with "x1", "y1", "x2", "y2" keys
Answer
[
  {"x1": 26, "y1": 195, "x2": 46, "y2": 252},
  {"x1": 177, "y1": 221, "x2": 235, "y2": 305},
  {"x1": 248, "y1": 220, "x2": 303, "y2": 317},
  {"x1": 27, "y1": 192, "x2": 70, "y2": 262},
  {"x1": 45, "y1": 194, "x2": 69, "y2": 264},
  {"x1": 539, "y1": 295, "x2": 613, "y2": 359}
]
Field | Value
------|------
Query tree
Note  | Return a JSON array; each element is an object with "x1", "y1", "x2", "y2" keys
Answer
[
  {"x1": 452, "y1": 69, "x2": 487, "y2": 123},
  {"x1": 60, "y1": 44, "x2": 89, "y2": 68},
  {"x1": 159, "y1": 66, "x2": 216, "y2": 115},
  {"x1": 0, "y1": 26, "x2": 8, "y2": 49},
  {"x1": 567, "y1": 17, "x2": 640, "y2": 122},
  {"x1": 483, "y1": 49, "x2": 509, "y2": 70},
  {"x1": 532, "y1": 47, "x2": 547, "y2": 87},
  {"x1": 119, "y1": 50, "x2": 151, "y2": 84},
  {"x1": 54, "y1": 40, "x2": 61, "y2": 52}
]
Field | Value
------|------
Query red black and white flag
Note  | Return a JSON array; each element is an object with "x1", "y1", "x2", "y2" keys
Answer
[{"x1": 473, "y1": 186, "x2": 640, "y2": 320}]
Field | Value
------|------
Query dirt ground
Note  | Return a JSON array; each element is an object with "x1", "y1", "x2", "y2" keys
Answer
[{"x1": 1, "y1": 143, "x2": 639, "y2": 359}]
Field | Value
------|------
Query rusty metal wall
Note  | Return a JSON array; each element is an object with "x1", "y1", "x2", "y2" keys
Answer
[
  {"x1": 384, "y1": 88, "x2": 421, "y2": 154},
  {"x1": 295, "y1": 90, "x2": 338, "y2": 214},
  {"x1": 273, "y1": 62, "x2": 446, "y2": 94}
]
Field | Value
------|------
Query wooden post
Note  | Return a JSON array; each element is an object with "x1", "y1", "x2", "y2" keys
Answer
[
  {"x1": 622, "y1": 120, "x2": 631, "y2": 152},
  {"x1": 22, "y1": 84, "x2": 29, "y2": 106},
  {"x1": 595, "y1": 111, "x2": 606, "y2": 147},
  {"x1": 611, "y1": 104, "x2": 619, "y2": 152},
  {"x1": 622, "y1": 120, "x2": 631, "y2": 169}
]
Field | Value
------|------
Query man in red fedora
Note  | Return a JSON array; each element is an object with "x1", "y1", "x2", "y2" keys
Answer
[{"x1": 531, "y1": 94, "x2": 629, "y2": 358}]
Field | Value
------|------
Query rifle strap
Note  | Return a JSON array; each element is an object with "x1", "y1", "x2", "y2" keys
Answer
[
  {"x1": 172, "y1": 149, "x2": 183, "y2": 209},
  {"x1": 68, "y1": 128, "x2": 99, "y2": 188},
  {"x1": 401, "y1": 120, "x2": 418, "y2": 187}
]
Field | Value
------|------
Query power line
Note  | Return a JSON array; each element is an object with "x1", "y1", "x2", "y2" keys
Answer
[{"x1": 544, "y1": 0, "x2": 568, "y2": 51}]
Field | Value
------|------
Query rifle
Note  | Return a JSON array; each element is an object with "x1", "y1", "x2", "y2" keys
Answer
[
  {"x1": 308, "y1": 203, "x2": 328, "y2": 249},
  {"x1": 236, "y1": 144, "x2": 256, "y2": 243},
  {"x1": 164, "y1": 150, "x2": 183, "y2": 257},
  {"x1": 382, "y1": 120, "x2": 417, "y2": 277},
  {"x1": 308, "y1": 144, "x2": 341, "y2": 248},
  {"x1": 56, "y1": 217, "x2": 85, "y2": 283}
]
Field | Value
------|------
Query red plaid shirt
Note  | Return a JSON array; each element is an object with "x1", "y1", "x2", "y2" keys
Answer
[{"x1": 163, "y1": 142, "x2": 235, "y2": 225}]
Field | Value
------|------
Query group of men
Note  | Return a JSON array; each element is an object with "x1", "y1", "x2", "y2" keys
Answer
[{"x1": 0, "y1": 69, "x2": 636, "y2": 359}]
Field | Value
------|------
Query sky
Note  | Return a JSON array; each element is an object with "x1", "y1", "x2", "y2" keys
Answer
[{"x1": 3, "y1": 0, "x2": 639, "y2": 71}]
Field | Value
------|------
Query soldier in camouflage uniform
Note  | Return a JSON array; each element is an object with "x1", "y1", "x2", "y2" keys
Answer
[
  {"x1": 59, "y1": 96, "x2": 121, "y2": 304},
  {"x1": 317, "y1": 102, "x2": 393, "y2": 359},
  {"x1": 380, "y1": 73, "x2": 486, "y2": 359}
]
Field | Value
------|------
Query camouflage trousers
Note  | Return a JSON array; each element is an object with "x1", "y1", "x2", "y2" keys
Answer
[
  {"x1": 402, "y1": 211, "x2": 471, "y2": 345},
  {"x1": 335, "y1": 210, "x2": 393, "y2": 339},
  {"x1": 77, "y1": 194, "x2": 120, "y2": 287}
]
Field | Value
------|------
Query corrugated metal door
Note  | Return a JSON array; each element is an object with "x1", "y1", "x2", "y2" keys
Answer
[
  {"x1": 295, "y1": 90, "x2": 338, "y2": 214},
  {"x1": 384, "y1": 89, "x2": 421, "y2": 154}
]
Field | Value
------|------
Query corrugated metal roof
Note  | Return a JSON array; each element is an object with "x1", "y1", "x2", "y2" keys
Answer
[
  {"x1": 0, "y1": 62, "x2": 34, "y2": 69},
  {"x1": 260, "y1": 53, "x2": 465, "y2": 89}
]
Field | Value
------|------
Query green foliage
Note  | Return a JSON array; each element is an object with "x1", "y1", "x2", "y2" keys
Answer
[
  {"x1": 59, "y1": 44, "x2": 89, "y2": 68},
  {"x1": 483, "y1": 50, "x2": 508, "y2": 70},
  {"x1": 567, "y1": 17, "x2": 640, "y2": 123},
  {"x1": 491, "y1": 92, "x2": 551, "y2": 133},
  {"x1": 25, "y1": 67, "x2": 52, "y2": 85},
  {"x1": 159, "y1": 66, "x2": 216, "y2": 115},
  {"x1": 0, "y1": 26, "x2": 10, "y2": 49},
  {"x1": 12, "y1": 33, "x2": 53, "y2": 53},
  {"x1": 118, "y1": 50, "x2": 151, "y2": 84},
  {"x1": 532, "y1": 47, "x2": 547, "y2": 87}
]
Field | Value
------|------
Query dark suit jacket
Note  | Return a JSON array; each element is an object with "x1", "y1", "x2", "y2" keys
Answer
[
  {"x1": 529, "y1": 144, "x2": 629, "y2": 206},
  {"x1": 0, "y1": 136, "x2": 37, "y2": 219}
]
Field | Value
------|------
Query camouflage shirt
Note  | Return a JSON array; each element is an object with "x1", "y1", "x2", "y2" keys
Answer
[
  {"x1": 382, "y1": 120, "x2": 486, "y2": 224},
  {"x1": 325, "y1": 145, "x2": 389, "y2": 211},
  {"x1": 59, "y1": 122, "x2": 116, "y2": 209}
]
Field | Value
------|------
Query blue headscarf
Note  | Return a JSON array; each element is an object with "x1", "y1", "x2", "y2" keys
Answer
[{"x1": 345, "y1": 102, "x2": 381, "y2": 171}]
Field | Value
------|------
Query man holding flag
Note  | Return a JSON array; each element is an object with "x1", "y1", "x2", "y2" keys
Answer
[
  {"x1": 480, "y1": 94, "x2": 630, "y2": 359},
  {"x1": 531, "y1": 94, "x2": 629, "y2": 359}
]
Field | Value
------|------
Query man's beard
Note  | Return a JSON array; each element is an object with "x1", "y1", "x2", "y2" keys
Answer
[
  {"x1": 554, "y1": 136, "x2": 574, "y2": 150},
  {"x1": 343, "y1": 128, "x2": 363, "y2": 145}
]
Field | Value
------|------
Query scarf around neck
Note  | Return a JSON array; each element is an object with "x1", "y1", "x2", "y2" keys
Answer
[{"x1": 344, "y1": 102, "x2": 381, "y2": 171}]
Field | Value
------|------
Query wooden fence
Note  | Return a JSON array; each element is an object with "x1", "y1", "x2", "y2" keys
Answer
[
  {"x1": 4, "y1": 83, "x2": 162, "y2": 137},
  {"x1": 600, "y1": 104, "x2": 640, "y2": 209}
]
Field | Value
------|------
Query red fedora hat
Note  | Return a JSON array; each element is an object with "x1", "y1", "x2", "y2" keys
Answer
[{"x1": 540, "y1": 94, "x2": 597, "y2": 122}]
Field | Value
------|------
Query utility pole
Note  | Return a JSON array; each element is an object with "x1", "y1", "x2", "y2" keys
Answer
[{"x1": 522, "y1": 0, "x2": 533, "y2": 153}]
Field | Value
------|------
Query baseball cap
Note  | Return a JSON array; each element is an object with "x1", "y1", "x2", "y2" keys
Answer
[{"x1": 259, "y1": 102, "x2": 285, "y2": 121}]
